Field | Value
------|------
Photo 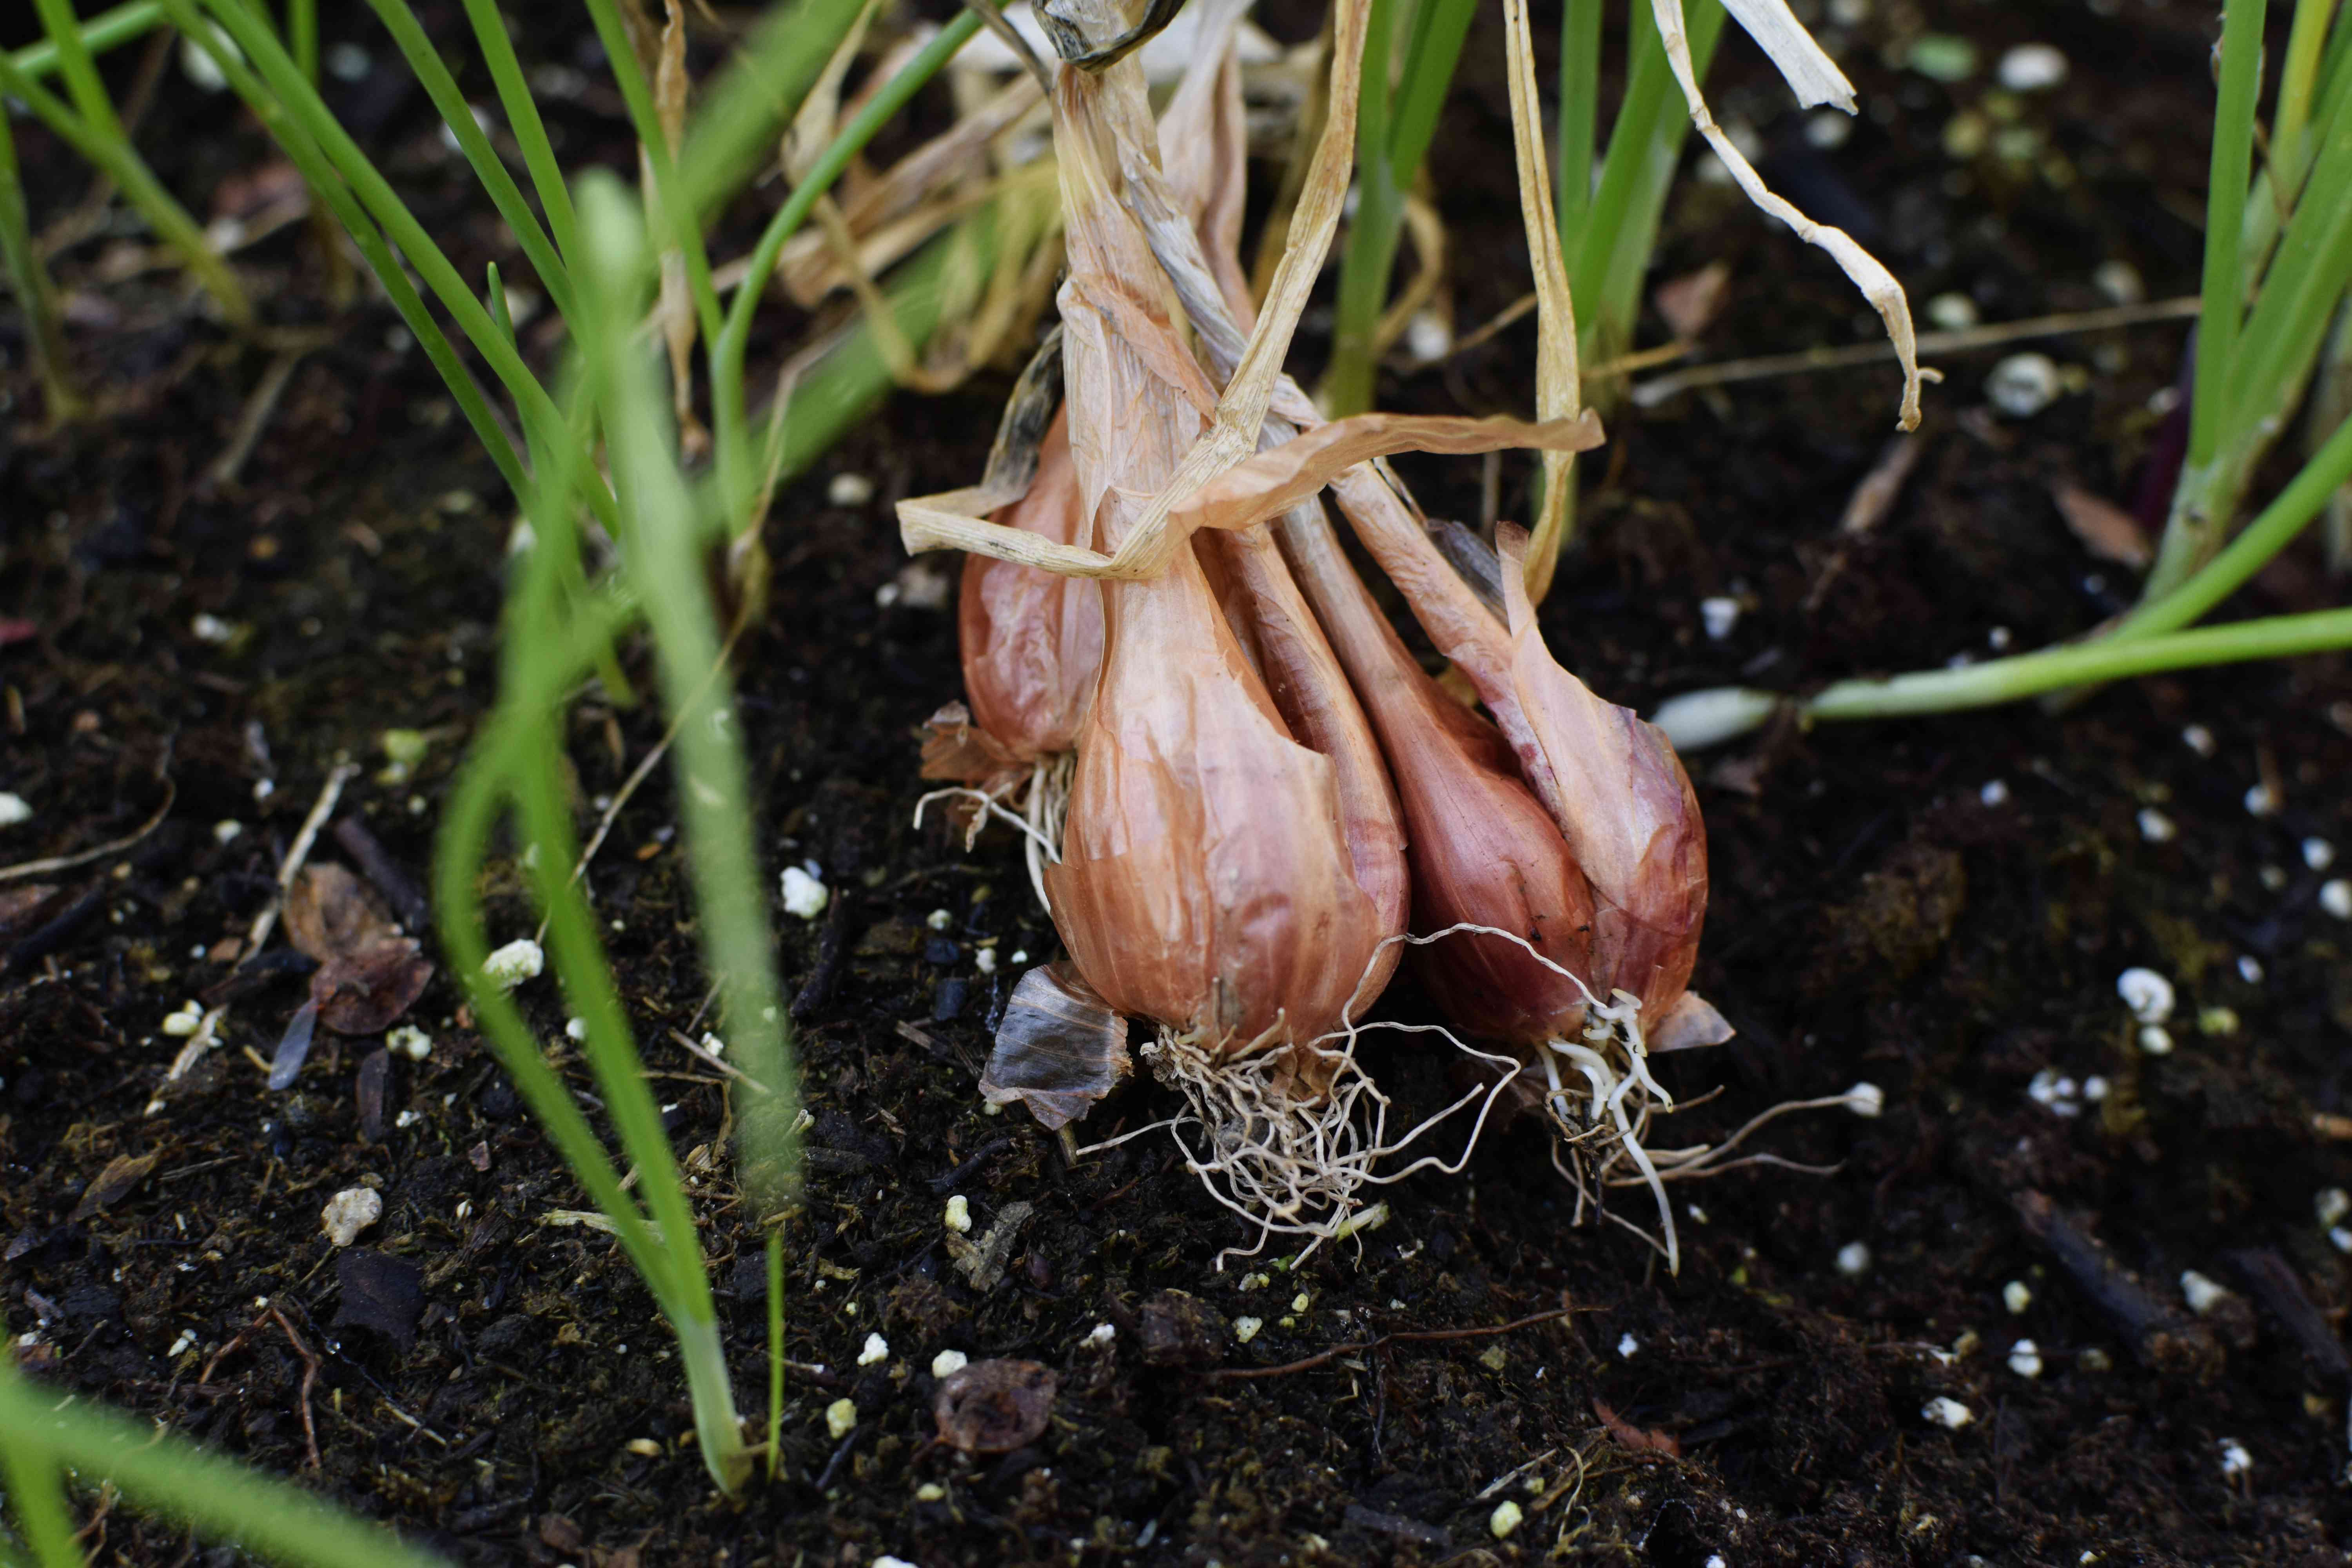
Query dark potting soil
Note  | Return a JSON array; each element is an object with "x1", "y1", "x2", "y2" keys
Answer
[{"x1": 3, "y1": 1, "x2": 2350, "y2": 1564}]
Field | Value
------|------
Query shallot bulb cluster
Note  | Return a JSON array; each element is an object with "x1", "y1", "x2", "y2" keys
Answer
[{"x1": 898, "y1": 0, "x2": 1730, "y2": 1264}]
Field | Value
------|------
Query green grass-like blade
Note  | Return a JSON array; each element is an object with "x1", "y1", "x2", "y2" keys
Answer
[
  {"x1": 1555, "y1": 0, "x2": 1601, "y2": 243},
  {"x1": 363, "y1": 0, "x2": 575, "y2": 319},
  {"x1": 713, "y1": 7, "x2": 983, "y2": 519},
  {"x1": 160, "y1": 0, "x2": 540, "y2": 507},
  {"x1": 0, "y1": 1357, "x2": 451, "y2": 1568},
  {"x1": 0, "y1": 101, "x2": 82, "y2": 420},
  {"x1": 458, "y1": 0, "x2": 581, "y2": 265},
  {"x1": 2183, "y1": 0, "x2": 2266, "y2": 475},
  {"x1": 11, "y1": 0, "x2": 166, "y2": 82},
  {"x1": 0, "y1": 31, "x2": 252, "y2": 326}
]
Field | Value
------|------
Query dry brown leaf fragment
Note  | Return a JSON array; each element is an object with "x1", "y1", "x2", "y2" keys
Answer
[
  {"x1": 69, "y1": 1151, "x2": 160, "y2": 1222},
  {"x1": 1593, "y1": 1397, "x2": 1682, "y2": 1456},
  {"x1": 2052, "y1": 481, "x2": 2153, "y2": 568}
]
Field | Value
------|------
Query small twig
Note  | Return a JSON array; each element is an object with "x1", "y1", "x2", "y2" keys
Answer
[
  {"x1": 332, "y1": 816, "x2": 429, "y2": 931},
  {"x1": 1631, "y1": 296, "x2": 2201, "y2": 408},
  {"x1": 244, "y1": 762, "x2": 359, "y2": 963},
  {"x1": 0, "y1": 778, "x2": 175, "y2": 884},
  {"x1": 666, "y1": 1028, "x2": 774, "y2": 1095},
  {"x1": 1202, "y1": 1305, "x2": 1575, "y2": 1383},
  {"x1": 204, "y1": 349, "x2": 307, "y2": 490}
]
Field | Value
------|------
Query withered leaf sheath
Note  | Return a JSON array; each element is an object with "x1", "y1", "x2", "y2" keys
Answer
[{"x1": 1041, "y1": 50, "x2": 1396, "y2": 1091}]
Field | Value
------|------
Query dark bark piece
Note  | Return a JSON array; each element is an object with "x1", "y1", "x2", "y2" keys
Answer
[
  {"x1": 2013, "y1": 1189, "x2": 2221, "y2": 1377},
  {"x1": 933, "y1": 1359, "x2": 1056, "y2": 1454},
  {"x1": 356, "y1": 1047, "x2": 393, "y2": 1142},
  {"x1": 2227, "y1": 1248, "x2": 2350, "y2": 1377},
  {"x1": 333, "y1": 1248, "x2": 425, "y2": 1350},
  {"x1": 332, "y1": 817, "x2": 430, "y2": 932}
]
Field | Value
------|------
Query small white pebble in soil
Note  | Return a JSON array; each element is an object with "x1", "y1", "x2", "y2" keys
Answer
[
  {"x1": 1405, "y1": 310, "x2": 1452, "y2": 364},
  {"x1": 699, "y1": 1031, "x2": 726, "y2": 1059},
  {"x1": 1979, "y1": 780, "x2": 2011, "y2": 807},
  {"x1": 1836, "y1": 1242, "x2": 1872, "y2": 1277},
  {"x1": 2261, "y1": 865, "x2": 2290, "y2": 892},
  {"x1": 2181, "y1": 723, "x2": 2216, "y2": 756},
  {"x1": 2180, "y1": 1270, "x2": 2227, "y2": 1316},
  {"x1": 2317, "y1": 1188, "x2": 2351, "y2": 1228},
  {"x1": 1844, "y1": 1082, "x2": 1885, "y2": 1118},
  {"x1": 0, "y1": 793, "x2": 30, "y2": 829},
  {"x1": 931, "y1": 1349, "x2": 969, "y2": 1379},
  {"x1": 161, "y1": 1002, "x2": 205, "y2": 1038},
  {"x1": 943, "y1": 1195, "x2": 972, "y2": 1234},
  {"x1": 780, "y1": 866, "x2": 829, "y2": 920},
  {"x1": 2096, "y1": 259, "x2": 2147, "y2": 306},
  {"x1": 1290, "y1": 1293, "x2": 1311, "y2": 1314},
  {"x1": 1926, "y1": 292, "x2": 1979, "y2": 331},
  {"x1": 2237, "y1": 955, "x2": 2264, "y2": 985},
  {"x1": 2305, "y1": 838, "x2": 2338, "y2": 872},
  {"x1": 925, "y1": 907, "x2": 955, "y2": 931},
  {"x1": 2027, "y1": 1069, "x2": 2080, "y2": 1116},
  {"x1": 974, "y1": 947, "x2": 998, "y2": 975},
  {"x1": 1617, "y1": 1332, "x2": 1640, "y2": 1359},
  {"x1": 1489, "y1": 1500, "x2": 1524, "y2": 1540},
  {"x1": 875, "y1": 1557, "x2": 919, "y2": 1568},
  {"x1": 857, "y1": 1333, "x2": 889, "y2": 1367},
  {"x1": 320, "y1": 1187, "x2": 383, "y2": 1247},
  {"x1": 566, "y1": 1016, "x2": 588, "y2": 1042},
  {"x1": 482, "y1": 937, "x2": 544, "y2": 990},
  {"x1": 1010, "y1": 949, "x2": 1028, "y2": 964},
  {"x1": 1997, "y1": 43, "x2": 2069, "y2": 91},
  {"x1": 387, "y1": 1025, "x2": 431, "y2": 1061},
  {"x1": 1923, "y1": 1397, "x2": 1974, "y2": 1430},
  {"x1": 2244, "y1": 780, "x2": 2281, "y2": 817},
  {"x1": 212, "y1": 818, "x2": 245, "y2": 844},
  {"x1": 826, "y1": 472, "x2": 875, "y2": 508},
  {"x1": 2320, "y1": 879, "x2": 2352, "y2": 920},
  {"x1": 1987, "y1": 625, "x2": 2013, "y2": 650},
  {"x1": 168, "y1": 1328, "x2": 196, "y2": 1357},
  {"x1": 1087, "y1": 1322, "x2": 1116, "y2": 1347},
  {"x1": 1234, "y1": 1317, "x2": 1263, "y2": 1344},
  {"x1": 1806, "y1": 109, "x2": 1853, "y2": 149},
  {"x1": 191, "y1": 613, "x2": 237, "y2": 645},
  {"x1": 2116, "y1": 967, "x2": 2174, "y2": 1024},
  {"x1": 1699, "y1": 597, "x2": 1741, "y2": 641},
  {"x1": 2082, "y1": 1075, "x2": 2109, "y2": 1103},
  {"x1": 2136, "y1": 808, "x2": 2177, "y2": 844},
  {"x1": 1986, "y1": 353, "x2": 2061, "y2": 418},
  {"x1": 2330, "y1": 1227, "x2": 2352, "y2": 1255},
  {"x1": 2219, "y1": 1438, "x2": 2252, "y2": 1479},
  {"x1": 2007, "y1": 1338, "x2": 2043, "y2": 1378},
  {"x1": 914, "y1": 1483, "x2": 946, "y2": 1503},
  {"x1": 2078, "y1": 1346, "x2": 2112, "y2": 1373},
  {"x1": 2138, "y1": 1025, "x2": 2175, "y2": 1056},
  {"x1": 2004, "y1": 1281, "x2": 2034, "y2": 1315},
  {"x1": 824, "y1": 1398, "x2": 857, "y2": 1440}
]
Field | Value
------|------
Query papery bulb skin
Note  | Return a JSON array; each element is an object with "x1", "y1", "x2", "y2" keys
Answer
[
  {"x1": 1272, "y1": 503, "x2": 1592, "y2": 1045},
  {"x1": 956, "y1": 408, "x2": 1102, "y2": 763},
  {"x1": 1495, "y1": 525, "x2": 1708, "y2": 1022},
  {"x1": 1040, "y1": 59, "x2": 1392, "y2": 1091}
]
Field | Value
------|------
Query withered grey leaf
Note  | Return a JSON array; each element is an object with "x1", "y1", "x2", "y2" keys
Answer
[
  {"x1": 947, "y1": 1198, "x2": 1035, "y2": 1293},
  {"x1": 980, "y1": 964, "x2": 1131, "y2": 1130}
]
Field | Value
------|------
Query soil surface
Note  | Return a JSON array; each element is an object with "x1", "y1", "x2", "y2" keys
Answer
[{"x1": 5, "y1": 2, "x2": 2352, "y2": 1565}]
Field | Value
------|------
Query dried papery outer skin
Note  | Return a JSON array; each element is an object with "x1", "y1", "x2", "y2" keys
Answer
[
  {"x1": 1275, "y1": 501, "x2": 1594, "y2": 1046},
  {"x1": 955, "y1": 407, "x2": 1103, "y2": 762},
  {"x1": 1494, "y1": 525, "x2": 1708, "y2": 1022},
  {"x1": 1194, "y1": 522, "x2": 1408, "y2": 970},
  {"x1": 1044, "y1": 56, "x2": 1390, "y2": 1089},
  {"x1": 982, "y1": 962, "x2": 1132, "y2": 1129}
]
